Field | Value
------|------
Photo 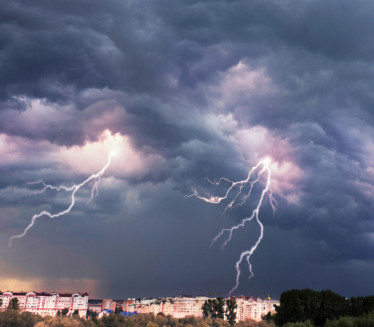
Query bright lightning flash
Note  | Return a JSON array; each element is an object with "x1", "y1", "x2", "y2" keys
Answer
[
  {"x1": 190, "y1": 159, "x2": 276, "y2": 296},
  {"x1": 8, "y1": 151, "x2": 115, "y2": 247}
]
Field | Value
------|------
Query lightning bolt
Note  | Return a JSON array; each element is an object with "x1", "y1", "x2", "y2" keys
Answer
[
  {"x1": 189, "y1": 159, "x2": 276, "y2": 296},
  {"x1": 8, "y1": 152, "x2": 115, "y2": 247}
]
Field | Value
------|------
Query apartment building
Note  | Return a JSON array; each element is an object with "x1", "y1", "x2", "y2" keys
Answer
[
  {"x1": 123, "y1": 295, "x2": 278, "y2": 321},
  {"x1": 102, "y1": 299, "x2": 116, "y2": 311},
  {"x1": 0, "y1": 291, "x2": 88, "y2": 318},
  {"x1": 236, "y1": 296, "x2": 279, "y2": 322}
]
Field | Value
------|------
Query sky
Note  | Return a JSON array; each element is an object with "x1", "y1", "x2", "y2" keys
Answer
[{"x1": 0, "y1": 0, "x2": 373, "y2": 300}]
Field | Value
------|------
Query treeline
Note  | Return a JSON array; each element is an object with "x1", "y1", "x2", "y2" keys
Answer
[
  {"x1": 274, "y1": 289, "x2": 374, "y2": 326},
  {"x1": 0, "y1": 311, "x2": 270, "y2": 327}
]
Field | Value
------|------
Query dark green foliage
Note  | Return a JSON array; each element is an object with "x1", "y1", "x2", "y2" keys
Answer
[
  {"x1": 61, "y1": 308, "x2": 69, "y2": 316},
  {"x1": 274, "y1": 289, "x2": 322, "y2": 325},
  {"x1": 7, "y1": 298, "x2": 20, "y2": 310},
  {"x1": 262, "y1": 312, "x2": 275, "y2": 323},
  {"x1": 216, "y1": 298, "x2": 225, "y2": 320},
  {"x1": 226, "y1": 298, "x2": 237, "y2": 326},
  {"x1": 350, "y1": 297, "x2": 374, "y2": 317},
  {"x1": 0, "y1": 310, "x2": 42, "y2": 327},
  {"x1": 274, "y1": 289, "x2": 374, "y2": 327},
  {"x1": 325, "y1": 312, "x2": 374, "y2": 327},
  {"x1": 203, "y1": 301, "x2": 210, "y2": 318},
  {"x1": 202, "y1": 298, "x2": 225, "y2": 319}
]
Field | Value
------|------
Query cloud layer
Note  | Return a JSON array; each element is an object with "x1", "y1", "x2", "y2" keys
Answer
[{"x1": 0, "y1": 0, "x2": 373, "y2": 298}]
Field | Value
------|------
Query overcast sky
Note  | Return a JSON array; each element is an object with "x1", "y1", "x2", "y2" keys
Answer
[{"x1": 0, "y1": 0, "x2": 373, "y2": 299}]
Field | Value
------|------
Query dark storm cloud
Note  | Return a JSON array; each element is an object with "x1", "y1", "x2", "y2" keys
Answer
[{"x1": 1, "y1": 0, "x2": 374, "y2": 297}]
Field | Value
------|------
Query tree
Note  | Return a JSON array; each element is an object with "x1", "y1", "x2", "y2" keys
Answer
[
  {"x1": 349, "y1": 296, "x2": 374, "y2": 316},
  {"x1": 203, "y1": 301, "x2": 210, "y2": 318},
  {"x1": 61, "y1": 307, "x2": 69, "y2": 316},
  {"x1": 0, "y1": 310, "x2": 42, "y2": 327},
  {"x1": 274, "y1": 289, "x2": 349, "y2": 326},
  {"x1": 7, "y1": 297, "x2": 19, "y2": 310},
  {"x1": 209, "y1": 299, "x2": 218, "y2": 318},
  {"x1": 203, "y1": 298, "x2": 225, "y2": 319},
  {"x1": 215, "y1": 298, "x2": 225, "y2": 319},
  {"x1": 262, "y1": 312, "x2": 275, "y2": 323},
  {"x1": 226, "y1": 298, "x2": 237, "y2": 326},
  {"x1": 72, "y1": 309, "x2": 79, "y2": 318}
]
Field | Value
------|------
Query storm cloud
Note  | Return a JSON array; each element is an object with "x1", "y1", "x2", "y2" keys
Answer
[{"x1": 0, "y1": 0, "x2": 373, "y2": 298}]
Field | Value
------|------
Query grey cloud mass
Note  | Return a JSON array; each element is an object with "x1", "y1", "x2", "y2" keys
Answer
[{"x1": 0, "y1": 0, "x2": 373, "y2": 298}]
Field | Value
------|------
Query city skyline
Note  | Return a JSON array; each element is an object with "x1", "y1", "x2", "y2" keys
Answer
[
  {"x1": 0, "y1": 290, "x2": 280, "y2": 322},
  {"x1": 0, "y1": 0, "x2": 373, "y2": 299}
]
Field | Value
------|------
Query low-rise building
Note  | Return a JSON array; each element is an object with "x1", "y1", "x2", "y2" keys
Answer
[
  {"x1": 102, "y1": 299, "x2": 116, "y2": 312},
  {"x1": 88, "y1": 300, "x2": 103, "y2": 314}
]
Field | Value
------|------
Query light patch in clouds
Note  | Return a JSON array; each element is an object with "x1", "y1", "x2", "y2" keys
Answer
[
  {"x1": 56, "y1": 129, "x2": 166, "y2": 179},
  {"x1": 228, "y1": 124, "x2": 303, "y2": 203},
  {"x1": 0, "y1": 127, "x2": 166, "y2": 182},
  {"x1": 212, "y1": 61, "x2": 275, "y2": 105},
  {"x1": 0, "y1": 133, "x2": 53, "y2": 165},
  {"x1": 270, "y1": 160, "x2": 304, "y2": 204},
  {"x1": 2, "y1": 97, "x2": 77, "y2": 139}
]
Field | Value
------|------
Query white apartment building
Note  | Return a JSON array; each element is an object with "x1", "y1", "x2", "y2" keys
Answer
[
  {"x1": 124, "y1": 295, "x2": 278, "y2": 321},
  {"x1": 236, "y1": 296, "x2": 279, "y2": 322},
  {"x1": 172, "y1": 296, "x2": 210, "y2": 318},
  {"x1": 0, "y1": 291, "x2": 88, "y2": 318}
]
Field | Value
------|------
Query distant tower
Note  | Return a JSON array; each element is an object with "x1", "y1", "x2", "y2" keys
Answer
[{"x1": 266, "y1": 294, "x2": 271, "y2": 301}]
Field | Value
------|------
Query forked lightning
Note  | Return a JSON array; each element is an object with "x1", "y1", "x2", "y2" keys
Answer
[
  {"x1": 190, "y1": 159, "x2": 276, "y2": 295},
  {"x1": 8, "y1": 152, "x2": 115, "y2": 247}
]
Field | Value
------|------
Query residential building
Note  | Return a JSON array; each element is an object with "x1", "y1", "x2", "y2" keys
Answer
[
  {"x1": 0, "y1": 291, "x2": 88, "y2": 318},
  {"x1": 102, "y1": 299, "x2": 116, "y2": 312},
  {"x1": 124, "y1": 295, "x2": 278, "y2": 322}
]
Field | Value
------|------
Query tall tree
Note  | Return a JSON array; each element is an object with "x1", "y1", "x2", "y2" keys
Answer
[
  {"x1": 209, "y1": 299, "x2": 217, "y2": 318},
  {"x1": 349, "y1": 296, "x2": 374, "y2": 316},
  {"x1": 274, "y1": 289, "x2": 349, "y2": 326},
  {"x1": 202, "y1": 301, "x2": 210, "y2": 318},
  {"x1": 7, "y1": 298, "x2": 19, "y2": 310},
  {"x1": 225, "y1": 298, "x2": 237, "y2": 326},
  {"x1": 202, "y1": 298, "x2": 226, "y2": 320},
  {"x1": 61, "y1": 307, "x2": 69, "y2": 316},
  {"x1": 215, "y1": 297, "x2": 225, "y2": 319}
]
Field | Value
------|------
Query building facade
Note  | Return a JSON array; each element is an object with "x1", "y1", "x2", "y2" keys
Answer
[
  {"x1": 102, "y1": 299, "x2": 116, "y2": 312},
  {"x1": 236, "y1": 296, "x2": 279, "y2": 322},
  {"x1": 0, "y1": 291, "x2": 88, "y2": 318},
  {"x1": 123, "y1": 295, "x2": 279, "y2": 321}
]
